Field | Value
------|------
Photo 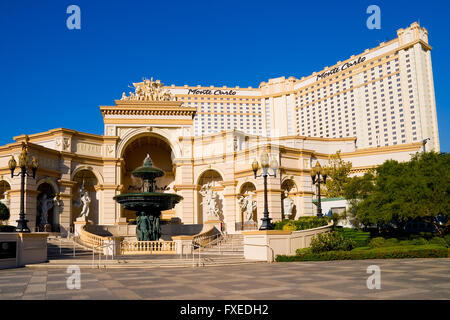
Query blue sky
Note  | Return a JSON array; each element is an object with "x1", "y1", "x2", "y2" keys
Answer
[{"x1": 0, "y1": 0, "x2": 448, "y2": 151}]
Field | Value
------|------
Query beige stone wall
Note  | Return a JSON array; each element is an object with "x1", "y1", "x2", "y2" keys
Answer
[{"x1": 0, "y1": 127, "x2": 423, "y2": 234}]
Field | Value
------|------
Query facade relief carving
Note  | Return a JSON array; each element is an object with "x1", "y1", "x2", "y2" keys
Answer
[
  {"x1": 120, "y1": 78, "x2": 177, "y2": 102},
  {"x1": 106, "y1": 145, "x2": 115, "y2": 157},
  {"x1": 55, "y1": 137, "x2": 71, "y2": 152},
  {"x1": 75, "y1": 142, "x2": 102, "y2": 156}
]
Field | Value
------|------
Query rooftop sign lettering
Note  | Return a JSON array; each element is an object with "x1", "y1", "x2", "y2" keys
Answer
[
  {"x1": 316, "y1": 56, "x2": 366, "y2": 81},
  {"x1": 187, "y1": 89, "x2": 237, "y2": 96}
]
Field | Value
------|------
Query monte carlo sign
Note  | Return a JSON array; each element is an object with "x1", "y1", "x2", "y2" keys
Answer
[{"x1": 316, "y1": 56, "x2": 366, "y2": 81}]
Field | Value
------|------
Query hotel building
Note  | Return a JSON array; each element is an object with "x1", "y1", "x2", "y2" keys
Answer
[{"x1": 0, "y1": 22, "x2": 439, "y2": 235}]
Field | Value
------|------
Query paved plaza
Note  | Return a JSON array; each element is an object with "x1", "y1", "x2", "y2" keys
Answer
[{"x1": 0, "y1": 258, "x2": 449, "y2": 300}]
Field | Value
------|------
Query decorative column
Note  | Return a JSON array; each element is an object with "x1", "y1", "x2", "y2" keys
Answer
[
  {"x1": 174, "y1": 163, "x2": 195, "y2": 224},
  {"x1": 222, "y1": 181, "x2": 237, "y2": 234},
  {"x1": 57, "y1": 179, "x2": 77, "y2": 236}
]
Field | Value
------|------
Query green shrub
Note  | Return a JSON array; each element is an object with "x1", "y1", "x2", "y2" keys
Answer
[
  {"x1": 444, "y1": 235, "x2": 450, "y2": 247},
  {"x1": 295, "y1": 247, "x2": 312, "y2": 255},
  {"x1": 0, "y1": 225, "x2": 15, "y2": 232},
  {"x1": 429, "y1": 237, "x2": 448, "y2": 248},
  {"x1": 385, "y1": 238, "x2": 400, "y2": 246},
  {"x1": 310, "y1": 232, "x2": 356, "y2": 253},
  {"x1": 282, "y1": 221, "x2": 297, "y2": 231},
  {"x1": 0, "y1": 203, "x2": 10, "y2": 222},
  {"x1": 274, "y1": 216, "x2": 330, "y2": 231},
  {"x1": 399, "y1": 239, "x2": 413, "y2": 246},
  {"x1": 336, "y1": 227, "x2": 371, "y2": 247},
  {"x1": 277, "y1": 244, "x2": 448, "y2": 262},
  {"x1": 369, "y1": 237, "x2": 386, "y2": 248},
  {"x1": 412, "y1": 237, "x2": 428, "y2": 245}
]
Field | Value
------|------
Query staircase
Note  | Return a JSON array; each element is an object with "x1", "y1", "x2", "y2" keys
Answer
[
  {"x1": 27, "y1": 233, "x2": 256, "y2": 269},
  {"x1": 198, "y1": 234, "x2": 244, "y2": 256},
  {"x1": 47, "y1": 236, "x2": 94, "y2": 259}
]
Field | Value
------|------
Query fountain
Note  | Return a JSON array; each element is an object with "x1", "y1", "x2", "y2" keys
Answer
[{"x1": 114, "y1": 154, "x2": 183, "y2": 241}]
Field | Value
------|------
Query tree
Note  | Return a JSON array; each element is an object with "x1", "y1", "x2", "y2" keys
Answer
[
  {"x1": 0, "y1": 202, "x2": 10, "y2": 224},
  {"x1": 346, "y1": 152, "x2": 450, "y2": 235},
  {"x1": 325, "y1": 150, "x2": 353, "y2": 198}
]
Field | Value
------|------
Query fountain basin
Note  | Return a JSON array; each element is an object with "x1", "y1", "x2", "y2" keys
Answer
[{"x1": 114, "y1": 192, "x2": 183, "y2": 212}]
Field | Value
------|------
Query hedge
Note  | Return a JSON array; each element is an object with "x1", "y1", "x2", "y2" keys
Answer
[
  {"x1": 336, "y1": 227, "x2": 371, "y2": 247},
  {"x1": 274, "y1": 216, "x2": 330, "y2": 231},
  {"x1": 276, "y1": 244, "x2": 448, "y2": 262},
  {"x1": 0, "y1": 225, "x2": 15, "y2": 232}
]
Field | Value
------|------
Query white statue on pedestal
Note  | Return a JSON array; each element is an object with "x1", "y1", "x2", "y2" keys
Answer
[
  {"x1": 79, "y1": 192, "x2": 91, "y2": 218},
  {"x1": 74, "y1": 181, "x2": 91, "y2": 220},
  {"x1": 238, "y1": 192, "x2": 257, "y2": 222},
  {"x1": 283, "y1": 190, "x2": 295, "y2": 219},
  {"x1": 199, "y1": 182, "x2": 220, "y2": 220}
]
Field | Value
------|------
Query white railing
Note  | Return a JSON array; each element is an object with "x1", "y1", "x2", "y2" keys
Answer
[
  {"x1": 92, "y1": 242, "x2": 115, "y2": 268},
  {"x1": 193, "y1": 225, "x2": 221, "y2": 247},
  {"x1": 121, "y1": 240, "x2": 177, "y2": 255},
  {"x1": 79, "y1": 225, "x2": 110, "y2": 250}
]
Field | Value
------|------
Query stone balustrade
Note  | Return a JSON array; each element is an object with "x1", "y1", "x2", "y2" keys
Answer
[{"x1": 121, "y1": 240, "x2": 177, "y2": 255}]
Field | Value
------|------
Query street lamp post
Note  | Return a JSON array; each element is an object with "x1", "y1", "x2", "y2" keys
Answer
[
  {"x1": 252, "y1": 151, "x2": 279, "y2": 230},
  {"x1": 422, "y1": 138, "x2": 430, "y2": 153},
  {"x1": 310, "y1": 161, "x2": 327, "y2": 218},
  {"x1": 8, "y1": 141, "x2": 39, "y2": 233}
]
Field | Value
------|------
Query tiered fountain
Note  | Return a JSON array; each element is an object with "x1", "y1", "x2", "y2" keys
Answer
[{"x1": 114, "y1": 154, "x2": 183, "y2": 241}]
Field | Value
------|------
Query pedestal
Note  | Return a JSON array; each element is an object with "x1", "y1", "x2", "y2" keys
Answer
[
  {"x1": 73, "y1": 219, "x2": 92, "y2": 237},
  {"x1": 172, "y1": 236, "x2": 194, "y2": 255}
]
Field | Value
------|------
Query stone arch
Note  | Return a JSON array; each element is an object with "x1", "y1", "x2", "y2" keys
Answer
[
  {"x1": 119, "y1": 133, "x2": 177, "y2": 222},
  {"x1": 237, "y1": 181, "x2": 257, "y2": 228},
  {"x1": 72, "y1": 169, "x2": 101, "y2": 225},
  {"x1": 239, "y1": 181, "x2": 256, "y2": 195},
  {"x1": 36, "y1": 182, "x2": 58, "y2": 232},
  {"x1": 195, "y1": 167, "x2": 225, "y2": 185},
  {"x1": 0, "y1": 180, "x2": 11, "y2": 208},
  {"x1": 71, "y1": 165, "x2": 104, "y2": 185},
  {"x1": 281, "y1": 177, "x2": 298, "y2": 193},
  {"x1": 117, "y1": 128, "x2": 182, "y2": 160},
  {"x1": 281, "y1": 177, "x2": 298, "y2": 219},
  {"x1": 36, "y1": 177, "x2": 60, "y2": 195},
  {"x1": 196, "y1": 169, "x2": 224, "y2": 224}
]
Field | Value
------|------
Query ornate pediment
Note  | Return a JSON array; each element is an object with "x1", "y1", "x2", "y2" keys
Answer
[{"x1": 120, "y1": 77, "x2": 176, "y2": 102}]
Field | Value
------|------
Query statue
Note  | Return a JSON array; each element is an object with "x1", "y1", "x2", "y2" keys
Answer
[
  {"x1": 119, "y1": 77, "x2": 177, "y2": 101},
  {"x1": 283, "y1": 190, "x2": 295, "y2": 219},
  {"x1": 199, "y1": 182, "x2": 220, "y2": 220},
  {"x1": 135, "y1": 214, "x2": 160, "y2": 241},
  {"x1": 79, "y1": 192, "x2": 91, "y2": 218},
  {"x1": 0, "y1": 191, "x2": 10, "y2": 208},
  {"x1": 238, "y1": 192, "x2": 257, "y2": 222},
  {"x1": 74, "y1": 181, "x2": 91, "y2": 220},
  {"x1": 152, "y1": 215, "x2": 161, "y2": 241},
  {"x1": 38, "y1": 193, "x2": 55, "y2": 226}
]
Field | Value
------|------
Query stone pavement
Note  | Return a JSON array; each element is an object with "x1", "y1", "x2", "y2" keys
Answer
[{"x1": 0, "y1": 258, "x2": 449, "y2": 300}]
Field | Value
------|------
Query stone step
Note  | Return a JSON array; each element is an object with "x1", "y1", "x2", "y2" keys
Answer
[{"x1": 26, "y1": 257, "x2": 259, "y2": 269}]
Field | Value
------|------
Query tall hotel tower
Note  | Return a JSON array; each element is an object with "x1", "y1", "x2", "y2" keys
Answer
[{"x1": 167, "y1": 22, "x2": 439, "y2": 151}]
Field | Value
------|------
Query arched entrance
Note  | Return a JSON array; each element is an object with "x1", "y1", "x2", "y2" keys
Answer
[
  {"x1": 281, "y1": 179, "x2": 297, "y2": 219},
  {"x1": 120, "y1": 134, "x2": 176, "y2": 221},
  {"x1": 73, "y1": 170, "x2": 99, "y2": 224},
  {"x1": 197, "y1": 169, "x2": 224, "y2": 224},
  {"x1": 237, "y1": 182, "x2": 257, "y2": 230},
  {"x1": 0, "y1": 180, "x2": 11, "y2": 208}
]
